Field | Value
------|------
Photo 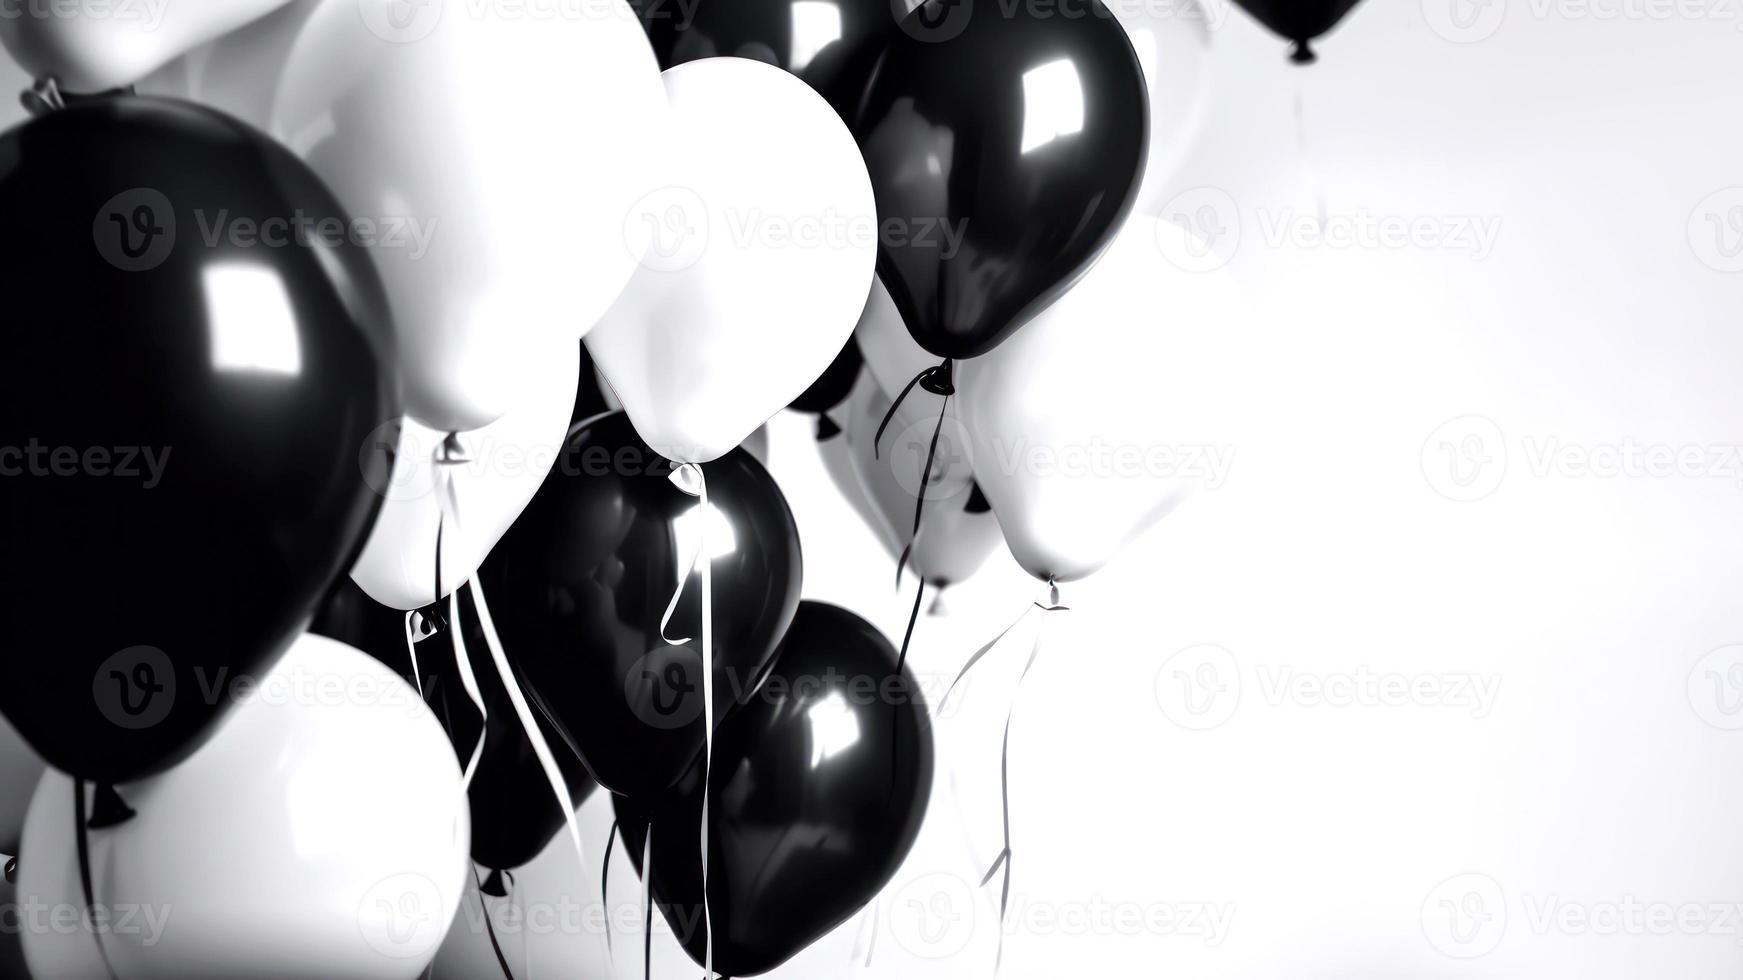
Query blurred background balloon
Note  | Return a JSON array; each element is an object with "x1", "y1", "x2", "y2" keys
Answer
[
  {"x1": 0, "y1": 0, "x2": 292, "y2": 92},
  {"x1": 588, "y1": 57, "x2": 876, "y2": 463},
  {"x1": 272, "y1": 0, "x2": 667, "y2": 432},
  {"x1": 959, "y1": 216, "x2": 1244, "y2": 582},
  {"x1": 19, "y1": 634, "x2": 469, "y2": 980},
  {"x1": 1108, "y1": 0, "x2": 1215, "y2": 209},
  {"x1": 0, "y1": 715, "x2": 43, "y2": 855},
  {"x1": 617, "y1": 601, "x2": 933, "y2": 978}
]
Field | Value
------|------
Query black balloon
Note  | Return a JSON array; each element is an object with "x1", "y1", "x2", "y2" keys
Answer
[
  {"x1": 852, "y1": 0, "x2": 1149, "y2": 361},
  {"x1": 477, "y1": 412, "x2": 802, "y2": 799},
  {"x1": 1230, "y1": 0, "x2": 1364, "y2": 62},
  {"x1": 312, "y1": 579, "x2": 597, "y2": 874},
  {"x1": 571, "y1": 339, "x2": 615, "y2": 426},
  {"x1": 0, "y1": 96, "x2": 396, "y2": 783},
  {"x1": 788, "y1": 337, "x2": 862, "y2": 417},
  {"x1": 629, "y1": 0, "x2": 898, "y2": 121},
  {"x1": 617, "y1": 601, "x2": 934, "y2": 978}
]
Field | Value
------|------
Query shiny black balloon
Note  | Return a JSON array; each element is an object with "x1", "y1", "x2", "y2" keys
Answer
[
  {"x1": 477, "y1": 412, "x2": 802, "y2": 799},
  {"x1": 0, "y1": 96, "x2": 396, "y2": 783},
  {"x1": 571, "y1": 339, "x2": 615, "y2": 426},
  {"x1": 312, "y1": 580, "x2": 597, "y2": 873},
  {"x1": 852, "y1": 0, "x2": 1149, "y2": 361},
  {"x1": 630, "y1": 0, "x2": 899, "y2": 121},
  {"x1": 788, "y1": 337, "x2": 863, "y2": 417},
  {"x1": 1229, "y1": 0, "x2": 1363, "y2": 62},
  {"x1": 617, "y1": 601, "x2": 934, "y2": 978}
]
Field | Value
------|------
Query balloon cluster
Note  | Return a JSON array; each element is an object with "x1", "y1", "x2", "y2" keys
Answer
[{"x1": 0, "y1": 0, "x2": 1352, "y2": 974}]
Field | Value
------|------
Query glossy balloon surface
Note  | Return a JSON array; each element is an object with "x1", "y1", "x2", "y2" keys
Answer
[
  {"x1": 0, "y1": 0, "x2": 293, "y2": 92},
  {"x1": 630, "y1": 0, "x2": 902, "y2": 119},
  {"x1": 852, "y1": 0, "x2": 1149, "y2": 360},
  {"x1": 476, "y1": 413, "x2": 802, "y2": 798},
  {"x1": 618, "y1": 601, "x2": 933, "y2": 977},
  {"x1": 0, "y1": 96, "x2": 395, "y2": 782}
]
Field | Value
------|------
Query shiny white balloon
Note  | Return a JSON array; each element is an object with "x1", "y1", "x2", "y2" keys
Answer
[
  {"x1": 271, "y1": 0, "x2": 666, "y2": 432},
  {"x1": 0, "y1": 0, "x2": 292, "y2": 92},
  {"x1": 350, "y1": 341, "x2": 580, "y2": 611},
  {"x1": 587, "y1": 57, "x2": 877, "y2": 464},
  {"x1": 138, "y1": 0, "x2": 316, "y2": 125},
  {"x1": 843, "y1": 371, "x2": 1003, "y2": 590},
  {"x1": 853, "y1": 276, "x2": 942, "y2": 402},
  {"x1": 959, "y1": 216, "x2": 1243, "y2": 582},
  {"x1": 19, "y1": 634, "x2": 469, "y2": 980}
]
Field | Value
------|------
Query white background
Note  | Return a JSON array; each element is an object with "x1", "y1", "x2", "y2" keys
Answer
[{"x1": 7, "y1": 0, "x2": 1743, "y2": 974}]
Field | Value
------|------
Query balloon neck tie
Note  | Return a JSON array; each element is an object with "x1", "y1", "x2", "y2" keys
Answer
[
  {"x1": 22, "y1": 77, "x2": 64, "y2": 115},
  {"x1": 436, "y1": 431, "x2": 470, "y2": 465},
  {"x1": 480, "y1": 867, "x2": 513, "y2": 898},
  {"x1": 815, "y1": 413, "x2": 843, "y2": 442},
  {"x1": 874, "y1": 359, "x2": 955, "y2": 459},
  {"x1": 1290, "y1": 39, "x2": 1318, "y2": 64},
  {"x1": 73, "y1": 780, "x2": 123, "y2": 980},
  {"x1": 4, "y1": 856, "x2": 15, "y2": 884},
  {"x1": 87, "y1": 783, "x2": 136, "y2": 829}
]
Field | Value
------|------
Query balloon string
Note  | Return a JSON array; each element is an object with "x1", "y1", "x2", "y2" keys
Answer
[
  {"x1": 72, "y1": 780, "x2": 121, "y2": 980},
  {"x1": 448, "y1": 590, "x2": 489, "y2": 790},
  {"x1": 468, "y1": 579, "x2": 588, "y2": 879},
  {"x1": 700, "y1": 468, "x2": 717, "y2": 980},
  {"x1": 894, "y1": 373, "x2": 955, "y2": 676},
  {"x1": 403, "y1": 611, "x2": 426, "y2": 700},
  {"x1": 602, "y1": 820, "x2": 618, "y2": 962},
  {"x1": 984, "y1": 582, "x2": 1066, "y2": 975},
  {"x1": 471, "y1": 866, "x2": 518, "y2": 980},
  {"x1": 643, "y1": 826, "x2": 655, "y2": 980}
]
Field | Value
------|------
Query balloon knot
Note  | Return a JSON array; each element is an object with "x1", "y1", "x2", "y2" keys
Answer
[
  {"x1": 815, "y1": 413, "x2": 843, "y2": 442},
  {"x1": 4, "y1": 856, "x2": 15, "y2": 884},
  {"x1": 919, "y1": 360, "x2": 956, "y2": 397},
  {"x1": 1290, "y1": 40, "x2": 1318, "y2": 65},
  {"x1": 87, "y1": 784, "x2": 137, "y2": 830},
  {"x1": 412, "y1": 603, "x2": 448, "y2": 641},
  {"x1": 21, "y1": 77, "x2": 64, "y2": 116},
  {"x1": 669, "y1": 462, "x2": 705, "y2": 497},
  {"x1": 435, "y1": 432, "x2": 471, "y2": 466},
  {"x1": 480, "y1": 868, "x2": 511, "y2": 898}
]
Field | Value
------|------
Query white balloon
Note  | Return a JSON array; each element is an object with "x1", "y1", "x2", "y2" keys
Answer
[
  {"x1": 0, "y1": 41, "x2": 33, "y2": 132},
  {"x1": 853, "y1": 276, "x2": 941, "y2": 402},
  {"x1": 587, "y1": 57, "x2": 877, "y2": 464},
  {"x1": 844, "y1": 372, "x2": 1003, "y2": 589},
  {"x1": 1108, "y1": 0, "x2": 1214, "y2": 209},
  {"x1": 138, "y1": 0, "x2": 318, "y2": 125},
  {"x1": 0, "y1": 0, "x2": 292, "y2": 92},
  {"x1": 19, "y1": 634, "x2": 469, "y2": 980},
  {"x1": 350, "y1": 341, "x2": 580, "y2": 610},
  {"x1": 271, "y1": 0, "x2": 666, "y2": 432},
  {"x1": 959, "y1": 216, "x2": 1243, "y2": 582},
  {"x1": 0, "y1": 714, "x2": 44, "y2": 855}
]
